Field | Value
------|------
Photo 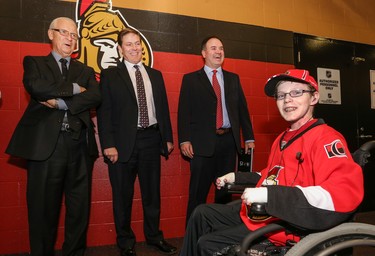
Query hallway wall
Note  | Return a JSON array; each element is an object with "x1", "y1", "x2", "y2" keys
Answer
[
  {"x1": 77, "y1": 0, "x2": 375, "y2": 46},
  {"x1": 0, "y1": 0, "x2": 373, "y2": 254}
]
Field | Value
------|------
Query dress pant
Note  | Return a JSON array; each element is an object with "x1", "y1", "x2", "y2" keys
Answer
[
  {"x1": 27, "y1": 130, "x2": 91, "y2": 256},
  {"x1": 108, "y1": 127, "x2": 163, "y2": 250},
  {"x1": 180, "y1": 202, "x2": 249, "y2": 256},
  {"x1": 185, "y1": 132, "x2": 237, "y2": 225}
]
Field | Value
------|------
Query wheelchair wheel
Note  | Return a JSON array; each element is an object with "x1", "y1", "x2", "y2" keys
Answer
[{"x1": 285, "y1": 223, "x2": 375, "y2": 256}]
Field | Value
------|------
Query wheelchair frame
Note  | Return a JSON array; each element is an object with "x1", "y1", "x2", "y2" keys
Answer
[{"x1": 231, "y1": 140, "x2": 375, "y2": 256}]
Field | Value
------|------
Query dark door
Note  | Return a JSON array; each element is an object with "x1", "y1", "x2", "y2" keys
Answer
[
  {"x1": 354, "y1": 44, "x2": 375, "y2": 146},
  {"x1": 294, "y1": 35, "x2": 358, "y2": 150},
  {"x1": 353, "y1": 44, "x2": 375, "y2": 212},
  {"x1": 294, "y1": 34, "x2": 375, "y2": 212}
]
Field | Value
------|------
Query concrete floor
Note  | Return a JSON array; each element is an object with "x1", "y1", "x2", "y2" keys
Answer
[{"x1": 2, "y1": 237, "x2": 184, "y2": 256}]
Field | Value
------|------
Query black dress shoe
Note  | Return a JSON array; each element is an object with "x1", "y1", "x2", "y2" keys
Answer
[
  {"x1": 121, "y1": 247, "x2": 136, "y2": 256},
  {"x1": 148, "y1": 240, "x2": 177, "y2": 254}
]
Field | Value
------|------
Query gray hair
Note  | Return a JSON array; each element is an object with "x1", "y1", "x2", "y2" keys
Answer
[{"x1": 49, "y1": 17, "x2": 77, "y2": 29}]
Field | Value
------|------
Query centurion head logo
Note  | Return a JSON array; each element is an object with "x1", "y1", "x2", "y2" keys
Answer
[{"x1": 74, "y1": 0, "x2": 153, "y2": 76}]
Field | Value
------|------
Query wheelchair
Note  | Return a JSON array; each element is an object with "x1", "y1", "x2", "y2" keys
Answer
[{"x1": 224, "y1": 140, "x2": 375, "y2": 256}]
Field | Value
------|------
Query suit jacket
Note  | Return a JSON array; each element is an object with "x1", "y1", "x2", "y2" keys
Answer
[
  {"x1": 6, "y1": 54, "x2": 101, "y2": 160},
  {"x1": 97, "y1": 61, "x2": 173, "y2": 162},
  {"x1": 178, "y1": 68, "x2": 254, "y2": 156}
]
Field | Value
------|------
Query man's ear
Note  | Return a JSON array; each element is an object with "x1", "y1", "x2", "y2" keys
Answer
[
  {"x1": 47, "y1": 29, "x2": 54, "y2": 41},
  {"x1": 311, "y1": 92, "x2": 319, "y2": 105},
  {"x1": 201, "y1": 49, "x2": 206, "y2": 59}
]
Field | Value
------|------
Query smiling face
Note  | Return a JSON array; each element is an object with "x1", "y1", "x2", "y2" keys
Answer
[
  {"x1": 276, "y1": 81, "x2": 319, "y2": 130},
  {"x1": 117, "y1": 32, "x2": 142, "y2": 64},
  {"x1": 48, "y1": 18, "x2": 78, "y2": 58},
  {"x1": 202, "y1": 38, "x2": 224, "y2": 69}
]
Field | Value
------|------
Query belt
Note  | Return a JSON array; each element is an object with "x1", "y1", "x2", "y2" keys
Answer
[
  {"x1": 60, "y1": 123, "x2": 71, "y2": 132},
  {"x1": 137, "y1": 123, "x2": 159, "y2": 131},
  {"x1": 216, "y1": 128, "x2": 231, "y2": 135}
]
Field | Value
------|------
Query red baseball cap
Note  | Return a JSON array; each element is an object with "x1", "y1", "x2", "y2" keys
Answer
[{"x1": 264, "y1": 69, "x2": 319, "y2": 97}]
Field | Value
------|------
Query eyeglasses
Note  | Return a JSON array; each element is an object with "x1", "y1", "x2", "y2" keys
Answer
[
  {"x1": 51, "y1": 28, "x2": 78, "y2": 40},
  {"x1": 275, "y1": 89, "x2": 315, "y2": 101}
]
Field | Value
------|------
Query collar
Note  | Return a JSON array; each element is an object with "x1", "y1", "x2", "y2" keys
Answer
[
  {"x1": 204, "y1": 65, "x2": 223, "y2": 75},
  {"x1": 123, "y1": 59, "x2": 143, "y2": 70},
  {"x1": 51, "y1": 51, "x2": 71, "y2": 64}
]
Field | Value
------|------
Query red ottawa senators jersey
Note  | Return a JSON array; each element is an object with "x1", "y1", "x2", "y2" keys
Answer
[{"x1": 239, "y1": 119, "x2": 364, "y2": 246}]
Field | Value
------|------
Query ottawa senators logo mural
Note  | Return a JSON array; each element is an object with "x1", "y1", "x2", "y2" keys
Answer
[{"x1": 75, "y1": 0, "x2": 153, "y2": 77}]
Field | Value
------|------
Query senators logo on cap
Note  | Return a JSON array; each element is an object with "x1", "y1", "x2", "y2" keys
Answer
[{"x1": 264, "y1": 69, "x2": 319, "y2": 97}]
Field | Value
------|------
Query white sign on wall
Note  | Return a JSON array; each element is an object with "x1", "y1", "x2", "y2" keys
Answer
[
  {"x1": 370, "y1": 70, "x2": 375, "y2": 109},
  {"x1": 317, "y1": 68, "x2": 341, "y2": 105}
]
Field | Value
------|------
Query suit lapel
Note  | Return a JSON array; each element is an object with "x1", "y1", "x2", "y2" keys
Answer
[
  {"x1": 45, "y1": 54, "x2": 83, "y2": 82},
  {"x1": 117, "y1": 61, "x2": 137, "y2": 102},
  {"x1": 45, "y1": 53, "x2": 63, "y2": 81},
  {"x1": 222, "y1": 70, "x2": 232, "y2": 98},
  {"x1": 198, "y1": 68, "x2": 216, "y2": 98},
  {"x1": 144, "y1": 65, "x2": 161, "y2": 108},
  {"x1": 144, "y1": 65, "x2": 157, "y2": 95},
  {"x1": 67, "y1": 59, "x2": 83, "y2": 81}
]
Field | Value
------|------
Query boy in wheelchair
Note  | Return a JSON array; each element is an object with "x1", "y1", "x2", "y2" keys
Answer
[{"x1": 179, "y1": 69, "x2": 364, "y2": 256}]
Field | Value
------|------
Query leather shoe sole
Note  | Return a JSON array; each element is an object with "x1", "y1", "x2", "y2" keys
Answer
[
  {"x1": 121, "y1": 248, "x2": 136, "y2": 256},
  {"x1": 147, "y1": 240, "x2": 177, "y2": 255}
]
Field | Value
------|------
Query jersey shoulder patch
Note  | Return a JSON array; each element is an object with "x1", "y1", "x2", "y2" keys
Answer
[{"x1": 324, "y1": 139, "x2": 347, "y2": 158}]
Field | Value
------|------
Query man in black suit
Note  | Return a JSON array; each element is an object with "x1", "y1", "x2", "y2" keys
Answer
[
  {"x1": 6, "y1": 17, "x2": 101, "y2": 256},
  {"x1": 178, "y1": 36, "x2": 255, "y2": 225},
  {"x1": 96, "y1": 28, "x2": 176, "y2": 256}
]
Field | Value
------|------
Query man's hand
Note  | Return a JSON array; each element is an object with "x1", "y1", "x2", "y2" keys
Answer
[
  {"x1": 244, "y1": 141, "x2": 255, "y2": 154},
  {"x1": 39, "y1": 99, "x2": 58, "y2": 109},
  {"x1": 180, "y1": 142, "x2": 194, "y2": 159},
  {"x1": 216, "y1": 172, "x2": 235, "y2": 189},
  {"x1": 104, "y1": 147, "x2": 118, "y2": 164},
  {"x1": 167, "y1": 142, "x2": 174, "y2": 154},
  {"x1": 79, "y1": 86, "x2": 86, "y2": 93}
]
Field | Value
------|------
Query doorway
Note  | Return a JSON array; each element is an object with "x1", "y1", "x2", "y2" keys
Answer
[{"x1": 294, "y1": 34, "x2": 375, "y2": 212}]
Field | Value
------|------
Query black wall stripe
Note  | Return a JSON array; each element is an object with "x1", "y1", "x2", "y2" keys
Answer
[{"x1": 0, "y1": 0, "x2": 294, "y2": 64}]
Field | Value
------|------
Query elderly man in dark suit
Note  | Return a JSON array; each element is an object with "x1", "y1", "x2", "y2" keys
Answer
[
  {"x1": 96, "y1": 28, "x2": 176, "y2": 256},
  {"x1": 178, "y1": 36, "x2": 255, "y2": 225},
  {"x1": 6, "y1": 17, "x2": 101, "y2": 256}
]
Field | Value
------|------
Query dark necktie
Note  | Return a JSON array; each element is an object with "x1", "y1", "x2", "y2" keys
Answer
[
  {"x1": 59, "y1": 58, "x2": 68, "y2": 81},
  {"x1": 134, "y1": 65, "x2": 149, "y2": 128},
  {"x1": 212, "y1": 70, "x2": 223, "y2": 129},
  {"x1": 59, "y1": 58, "x2": 69, "y2": 128}
]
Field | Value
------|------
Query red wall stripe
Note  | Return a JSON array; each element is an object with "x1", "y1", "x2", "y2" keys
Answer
[{"x1": 0, "y1": 40, "x2": 293, "y2": 254}]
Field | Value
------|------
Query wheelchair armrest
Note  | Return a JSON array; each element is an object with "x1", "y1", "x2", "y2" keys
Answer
[
  {"x1": 223, "y1": 183, "x2": 269, "y2": 217},
  {"x1": 249, "y1": 203, "x2": 268, "y2": 215},
  {"x1": 223, "y1": 182, "x2": 254, "y2": 194}
]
